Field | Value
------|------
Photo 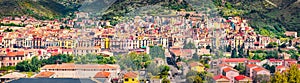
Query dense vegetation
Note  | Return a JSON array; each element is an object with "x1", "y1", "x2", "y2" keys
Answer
[
  {"x1": 117, "y1": 52, "x2": 152, "y2": 70},
  {"x1": 185, "y1": 70, "x2": 209, "y2": 83},
  {"x1": 99, "y1": 0, "x2": 194, "y2": 25},
  {"x1": 16, "y1": 54, "x2": 73, "y2": 72},
  {"x1": 0, "y1": 0, "x2": 79, "y2": 20},
  {"x1": 74, "y1": 54, "x2": 116, "y2": 64},
  {"x1": 149, "y1": 45, "x2": 165, "y2": 59},
  {"x1": 183, "y1": 42, "x2": 196, "y2": 49},
  {"x1": 271, "y1": 64, "x2": 300, "y2": 83},
  {"x1": 15, "y1": 54, "x2": 119, "y2": 72},
  {"x1": 213, "y1": 0, "x2": 300, "y2": 37}
]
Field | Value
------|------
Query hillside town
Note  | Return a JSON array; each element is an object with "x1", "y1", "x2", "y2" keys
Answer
[{"x1": 0, "y1": 11, "x2": 299, "y2": 83}]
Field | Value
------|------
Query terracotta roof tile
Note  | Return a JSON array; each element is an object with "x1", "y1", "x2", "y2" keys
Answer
[
  {"x1": 223, "y1": 67, "x2": 238, "y2": 72},
  {"x1": 6, "y1": 52, "x2": 16, "y2": 56},
  {"x1": 246, "y1": 64, "x2": 258, "y2": 68},
  {"x1": 218, "y1": 64, "x2": 231, "y2": 67},
  {"x1": 94, "y1": 71, "x2": 110, "y2": 78},
  {"x1": 213, "y1": 75, "x2": 230, "y2": 80},
  {"x1": 248, "y1": 60, "x2": 260, "y2": 62},
  {"x1": 223, "y1": 58, "x2": 248, "y2": 62},
  {"x1": 253, "y1": 67, "x2": 266, "y2": 72},
  {"x1": 234, "y1": 75, "x2": 251, "y2": 81},
  {"x1": 269, "y1": 58, "x2": 283, "y2": 62},
  {"x1": 35, "y1": 72, "x2": 55, "y2": 78},
  {"x1": 124, "y1": 72, "x2": 138, "y2": 78},
  {"x1": 276, "y1": 65, "x2": 286, "y2": 69},
  {"x1": 42, "y1": 63, "x2": 118, "y2": 70},
  {"x1": 189, "y1": 62, "x2": 203, "y2": 67}
]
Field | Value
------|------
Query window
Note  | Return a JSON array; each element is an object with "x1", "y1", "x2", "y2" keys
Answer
[
  {"x1": 125, "y1": 78, "x2": 128, "y2": 81},
  {"x1": 132, "y1": 79, "x2": 134, "y2": 81}
]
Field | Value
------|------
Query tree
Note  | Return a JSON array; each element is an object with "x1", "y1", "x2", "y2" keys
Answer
[
  {"x1": 149, "y1": 46, "x2": 165, "y2": 59},
  {"x1": 183, "y1": 42, "x2": 196, "y2": 49},
  {"x1": 265, "y1": 51, "x2": 279, "y2": 59},
  {"x1": 30, "y1": 56, "x2": 42, "y2": 72},
  {"x1": 206, "y1": 45, "x2": 211, "y2": 49},
  {"x1": 252, "y1": 53, "x2": 262, "y2": 60},
  {"x1": 146, "y1": 63, "x2": 160, "y2": 76},
  {"x1": 226, "y1": 45, "x2": 232, "y2": 52},
  {"x1": 186, "y1": 70, "x2": 199, "y2": 78},
  {"x1": 185, "y1": 13, "x2": 190, "y2": 19},
  {"x1": 187, "y1": 76, "x2": 202, "y2": 83},
  {"x1": 287, "y1": 50, "x2": 299, "y2": 60},
  {"x1": 16, "y1": 60, "x2": 31, "y2": 72},
  {"x1": 3, "y1": 28, "x2": 13, "y2": 32},
  {"x1": 231, "y1": 48, "x2": 238, "y2": 58},
  {"x1": 162, "y1": 78, "x2": 171, "y2": 83},
  {"x1": 46, "y1": 54, "x2": 73, "y2": 64},
  {"x1": 271, "y1": 64, "x2": 300, "y2": 83},
  {"x1": 118, "y1": 52, "x2": 152, "y2": 70},
  {"x1": 263, "y1": 64, "x2": 275, "y2": 73},
  {"x1": 186, "y1": 70, "x2": 207, "y2": 82},
  {"x1": 159, "y1": 65, "x2": 170, "y2": 78},
  {"x1": 16, "y1": 56, "x2": 42, "y2": 72},
  {"x1": 271, "y1": 72, "x2": 288, "y2": 83},
  {"x1": 234, "y1": 63, "x2": 245, "y2": 74},
  {"x1": 192, "y1": 53, "x2": 199, "y2": 61},
  {"x1": 176, "y1": 56, "x2": 182, "y2": 62},
  {"x1": 266, "y1": 42, "x2": 278, "y2": 48},
  {"x1": 238, "y1": 44, "x2": 245, "y2": 58},
  {"x1": 0, "y1": 66, "x2": 16, "y2": 71},
  {"x1": 254, "y1": 74, "x2": 270, "y2": 83},
  {"x1": 287, "y1": 64, "x2": 300, "y2": 83},
  {"x1": 280, "y1": 43, "x2": 287, "y2": 48}
]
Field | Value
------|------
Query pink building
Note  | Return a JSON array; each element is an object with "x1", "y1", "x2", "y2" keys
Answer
[
  {"x1": 252, "y1": 67, "x2": 270, "y2": 79},
  {"x1": 212, "y1": 75, "x2": 230, "y2": 83},
  {"x1": 217, "y1": 64, "x2": 232, "y2": 75},
  {"x1": 276, "y1": 65, "x2": 288, "y2": 73},
  {"x1": 246, "y1": 64, "x2": 259, "y2": 78},
  {"x1": 283, "y1": 59, "x2": 297, "y2": 66},
  {"x1": 0, "y1": 51, "x2": 26, "y2": 66},
  {"x1": 222, "y1": 67, "x2": 239, "y2": 83},
  {"x1": 246, "y1": 60, "x2": 260, "y2": 65},
  {"x1": 267, "y1": 58, "x2": 283, "y2": 66},
  {"x1": 221, "y1": 58, "x2": 248, "y2": 67},
  {"x1": 234, "y1": 75, "x2": 253, "y2": 83}
]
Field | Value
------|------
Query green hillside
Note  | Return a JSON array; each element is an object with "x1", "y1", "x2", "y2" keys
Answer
[
  {"x1": 100, "y1": 0, "x2": 194, "y2": 25},
  {"x1": 0, "y1": 0, "x2": 79, "y2": 20},
  {"x1": 213, "y1": 0, "x2": 300, "y2": 37}
]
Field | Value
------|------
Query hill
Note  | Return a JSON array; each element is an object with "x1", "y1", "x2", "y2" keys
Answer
[
  {"x1": 80, "y1": 0, "x2": 194, "y2": 25},
  {"x1": 213, "y1": 0, "x2": 300, "y2": 37},
  {"x1": 0, "y1": 0, "x2": 79, "y2": 20}
]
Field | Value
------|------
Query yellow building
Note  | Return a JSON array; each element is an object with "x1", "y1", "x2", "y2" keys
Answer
[
  {"x1": 59, "y1": 40, "x2": 75, "y2": 49},
  {"x1": 105, "y1": 38, "x2": 110, "y2": 49},
  {"x1": 123, "y1": 72, "x2": 139, "y2": 83},
  {"x1": 189, "y1": 62, "x2": 205, "y2": 72}
]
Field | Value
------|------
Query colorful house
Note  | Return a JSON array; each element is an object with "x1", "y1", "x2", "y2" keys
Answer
[
  {"x1": 123, "y1": 72, "x2": 139, "y2": 83},
  {"x1": 252, "y1": 67, "x2": 270, "y2": 80},
  {"x1": 94, "y1": 71, "x2": 111, "y2": 83},
  {"x1": 222, "y1": 68, "x2": 239, "y2": 83},
  {"x1": 212, "y1": 75, "x2": 230, "y2": 83},
  {"x1": 234, "y1": 75, "x2": 253, "y2": 83},
  {"x1": 246, "y1": 64, "x2": 259, "y2": 78},
  {"x1": 189, "y1": 62, "x2": 205, "y2": 72},
  {"x1": 34, "y1": 71, "x2": 55, "y2": 78}
]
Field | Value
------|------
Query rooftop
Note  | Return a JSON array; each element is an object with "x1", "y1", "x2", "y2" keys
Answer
[
  {"x1": 124, "y1": 72, "x2": 138, "y2": 78},
  {"x1": 234, "y1": 75, "x2": 252, "y2": 81},
  {"x1": 94, "y1": 71, "x2": 111, "y2": 78},
  {"x1": 213, "y1": 75, "x2": 230, "y2": 80},
  {"x1": 10, "y1": 78, "x2": 97, "y2": 83},
  {"x1": 41, "y1": 63, "x2": 119, "y2": 70}
]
